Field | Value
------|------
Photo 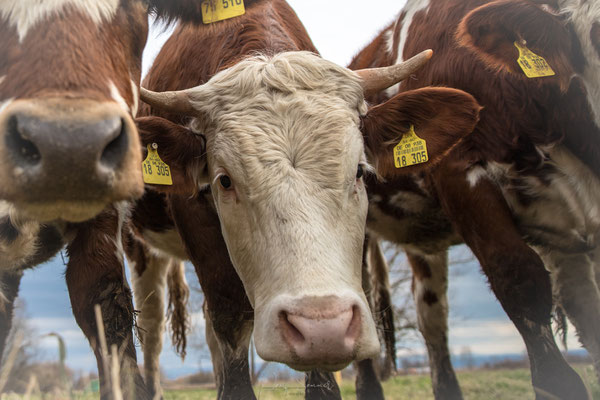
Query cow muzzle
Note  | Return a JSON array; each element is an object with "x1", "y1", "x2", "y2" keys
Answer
[
  {"x1": 255, "y1": 294, "x2": 380, "y2": 371},
  {"x1": 0, "y1": 98, "x2": 143, "y2": 221}
]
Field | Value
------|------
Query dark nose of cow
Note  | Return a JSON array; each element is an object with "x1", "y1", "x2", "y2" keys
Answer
[
  {"x1": 0, "y1": 98, "x2": 144, "y2": 221},
  {"x1": 6, "y1": 112, "x2": 127, "y2": 172}
]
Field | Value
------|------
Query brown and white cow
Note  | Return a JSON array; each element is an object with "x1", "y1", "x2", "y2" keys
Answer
[
  {"x1": 129, "y1": 0, "x2": 480, "y2": 398},
  {"x1": 0, "y1": 1, "x2": 237, "y2": 398},
  {"x1": 348, "y1": 0, "x2": 600, "y2": 398}
]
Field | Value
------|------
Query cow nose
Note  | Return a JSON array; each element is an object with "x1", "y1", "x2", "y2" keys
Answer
[
  {"x1": 6, "y1": 112, "x2": 128, "y2": 173},
  {"x1": 279, "y1": 301, "x2": 361, "y2": 363}
]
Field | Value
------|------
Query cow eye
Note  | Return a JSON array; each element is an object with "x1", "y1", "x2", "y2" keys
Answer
[
  {"x1": 356, "y1": 164, "x2": 364, "y2": 179},
  {"x1": 219, "y1": 175, "x2": 232, "y2": 189}
]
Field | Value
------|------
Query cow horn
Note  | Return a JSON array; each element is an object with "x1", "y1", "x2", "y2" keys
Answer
[
  {"x1": 355, "y1": 49, "x2": 433, "y2": 96},
  {"x1": 139, "y1": 87, "x2": 197, "y2": 115}
]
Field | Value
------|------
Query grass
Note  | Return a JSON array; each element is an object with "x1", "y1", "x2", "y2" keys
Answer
[
  {"x1": 161, "y1": 364, "x2": 600, "y2": 400},
  {"x1": 2, "y1": 365, "x2": 598, "y2": 399}
]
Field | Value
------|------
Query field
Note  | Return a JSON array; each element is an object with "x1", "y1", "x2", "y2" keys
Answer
[
  {"x1": 162, "y1": 365, "x2": 600, "y2": 400},
  {"x1": 1, "y1": 365, "x2": 597, "y2": 399}
]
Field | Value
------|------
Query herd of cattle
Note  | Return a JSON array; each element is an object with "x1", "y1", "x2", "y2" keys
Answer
[{"x1": 0, "y1": 0, "x2": 599, "y2": 399}]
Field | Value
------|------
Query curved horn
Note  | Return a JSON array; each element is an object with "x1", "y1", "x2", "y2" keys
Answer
[
  {"x1": 139, "y1": 87, "x2": 197, "y2": 115},
  {"x1": 356, "y1": 49, "x2": 433, "y2": 96}
]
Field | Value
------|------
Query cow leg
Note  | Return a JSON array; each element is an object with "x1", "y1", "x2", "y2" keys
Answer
[
  {"x1": 406, "y1": 249, "x2": 462, "y2": 400},
  {"x1": 305, "y1": 371, "x2": 341, "y2": 400},
  {"x1": 169, "y1": 193, "x2": 255, "y2": 400},
  {"x1": 66, "y1": 207, "x2": 150, "y2": 400},
  {"x1": 433, "y1": 166, "x2": 588, "y2": 400},
  {"x1": 0, "y1": 270, "x2": 23, "y2": 365},
  {"x1": 352, "y1": 235, "x2": 385, "y2": 400},
  {"x1": 128, "y1": 241, "x2": 173, "y2": 400},
  {"x1": 541, "y1": 249, "x2": 600, "y2": 382}
]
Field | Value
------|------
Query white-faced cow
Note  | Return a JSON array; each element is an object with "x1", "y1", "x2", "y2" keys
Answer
[
  {"x1": 348, "y1": 0, "x2": 599, "y2": 398},
  {"x1": 0, "y1": 1, "x2": 244, "y2": 398},
  {"x1": 129, "y1": 0, "x2": 480, "y2": 398}
]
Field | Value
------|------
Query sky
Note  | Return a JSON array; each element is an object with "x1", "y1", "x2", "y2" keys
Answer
[{"x1": 14, "y1": 0, "x2": 585, "y2": 380}]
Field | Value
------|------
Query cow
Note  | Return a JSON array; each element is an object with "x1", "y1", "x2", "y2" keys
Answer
[
  {"x1": 347, "y1": 0, "x2": 599, "y2": 398},
  {"x1": 129, "y1": 0, "x2": 481, "y2": 398},
  {"x1": 0, "y1": 1, "x2": 254, "y2": 398}
]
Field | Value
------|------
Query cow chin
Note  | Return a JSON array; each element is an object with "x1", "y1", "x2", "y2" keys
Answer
[
  {"x1": 252, "y1": 292, "x2": 380, "y2": 371},
  {"x1": 14, "y1": 201, "x2": 112, "y2": 222}
]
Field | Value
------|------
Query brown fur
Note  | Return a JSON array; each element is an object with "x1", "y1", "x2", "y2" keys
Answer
[{"x1": 166, "y1": 261, "x2": 189, "y2": 359}]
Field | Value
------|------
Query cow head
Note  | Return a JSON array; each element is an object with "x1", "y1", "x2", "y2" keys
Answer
[
  {"x1": 0, "y1": 0, "x2": 205, "y2": 222},
  {"x1": 137, "y1": 51, "x2": 480, "y2": 371},
  {"x1": 456, "y1": 0, "x2": 600, "y2": 93}
]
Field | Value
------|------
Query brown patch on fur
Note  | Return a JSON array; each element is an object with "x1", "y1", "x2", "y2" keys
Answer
[
  {"x1": 362, "y1": 87, "x2": 481, "y2": 178},
  {"x1": 423, "y1": 289, "x2": 439, "y2": 305},
  {"x1": 136, "y1": 116, "x2": 207, "y2": 194},
  {"x1": 456, "y1": 0, "x2": 574, "y2": 91},
  {"x1": 407, "y1": 253, "x2": 432, "y2": 281}
]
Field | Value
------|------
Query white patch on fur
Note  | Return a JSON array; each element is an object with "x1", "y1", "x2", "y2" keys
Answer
[
  {"x1": 560, "y1": 0, "x2": 600, "y2": 128},
  {"x1": 0, "y1": 0, "x2": 119, "y2": 42},
  {"x1": 466, "y1": 166, "x2": 487, "y2": 188},
  {"x1": 130, "y1": 79, "x2": 139, "y2": 117},
  {"x1": 490, "y1": 146, "x2": 600, "y2": 250},
  {"x1": 128, "y1": 248, "x2": 171, "y2": 398},
  {"x1": 0, "y1": 75, "x2": 5, "y2": 86},
  {"x1": 385, "y1": 0, "x2": 431, "y2": 97},
  {"x1": 411, "y1": 252, "x2": 449, "y2": 348},
  {"x1": 0, "y1": 98, "x2": 13, "y2": 115},
  {"x1": 141, "y1": 229, "x2": 188, "y2": 260},
  {"x1": 109, "y1": 80, "x2": 130, "y2": 113}
]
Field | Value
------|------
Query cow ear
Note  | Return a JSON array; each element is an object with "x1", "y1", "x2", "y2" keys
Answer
[
  {"x1": 362, "y1": 87, "x2": 481, "y2": 177},
  {"x1": 136, "y1": 116, "x2": 208, "y2": 194},
  {"x1": 456, "y1": 0, "x2": 573, "y2": 90}
]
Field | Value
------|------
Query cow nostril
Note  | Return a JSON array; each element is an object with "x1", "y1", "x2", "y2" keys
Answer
[
  {"x1": 279, "y1": 311, "x2": 305, "y2": 344},
  {"x1": 100, "y1": 117, "x2": 128, "y2": 168},
  {"x1": 5, "y1": 115, "x2": 41, "y2": 166}
]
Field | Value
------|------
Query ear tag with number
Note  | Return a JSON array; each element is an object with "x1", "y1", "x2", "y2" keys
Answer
[
  {"x1": 393, "y1": 125, "x2": 429, "y2": 168},
  {"x1": 142, "y1": 143, "x2": 173, "y2": 185},
  {"x1": 202, "y1": 0, "x2": 245, "y2": 24},
  {"x1": 514, "y1": 41, "x2": 555, "y2": 78}
]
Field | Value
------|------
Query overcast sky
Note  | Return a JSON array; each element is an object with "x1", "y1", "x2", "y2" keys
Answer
[{"x1": 15, "y1": 0, "x2": 585, "y2": 379}]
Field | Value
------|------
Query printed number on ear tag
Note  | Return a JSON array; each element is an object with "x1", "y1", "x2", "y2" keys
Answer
[
  {"x1": 514, "y1": 41, "x2": 555, "y2": 78},
  {"x1": 393, "y1": 125, "x2": 429, "y2": 168},
  {"x1": 202, "y1": 0, "x2": 245, "y2": 24},
  {"x1": 142, "y1": 144, "x2": 173, "y2": 185}
]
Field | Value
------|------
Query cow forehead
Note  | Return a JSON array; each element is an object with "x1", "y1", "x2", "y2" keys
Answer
[
  {"x1": 0, "y1": 0, "x2": 120, "y2": 41},
  {"x1": 205, "y1": 95, "x2": 366, "y2": 200}
]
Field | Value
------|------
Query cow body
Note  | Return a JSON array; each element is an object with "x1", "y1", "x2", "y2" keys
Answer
[
  {"x1": 135, "y1": 0, "x2": 480, "y2": 398},
  {"x1": 0, "y1": 1, "x2": 224, "y2": 398},
  {"x1": 349, "y1": 0, "x2": 599, "y2": 398}
]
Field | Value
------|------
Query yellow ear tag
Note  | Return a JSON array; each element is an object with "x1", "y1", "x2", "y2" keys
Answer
[
  {"x1": 514, "y1": 41, "x2": 555, "y2": 78},
  {"x1": 201, "y1": 0, "x2": 245, "y2": 24},
  {"x1": 393, "y1": 125, "x2": 429, "y2": 168},
  {"x1": 142, "y1": 143, "x2": 173, "y2": 185}
]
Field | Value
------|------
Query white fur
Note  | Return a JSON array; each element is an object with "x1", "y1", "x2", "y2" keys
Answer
[
  {"x1": 385, "y1": 0, "x2": 431, "y2": 97},
  {"x1": 130, "y1": 80, "x2": 139, "y2": 117},
  {"x1": 466, "y1": 165, "x2": 487, "y2": 188},
  {"x1": 109, "y1": 81, "x2": 130, "y2": 114},
  {"x1": 128, "y1": 249, "x2": 172, "y2": 400},
  {"x1": 560, "y1": 0, "x2": 600, "y2": 128},
  {"x1": 0, "y1": 98, "x2": 13, "y2": 115},
  {"x1": 141, "y1": 229, "x2": 188, "y2": 261},
  {"x1": 0, "y1": 75, "x2": 5, "y2": 86},
  {"x1": 0, "y1": 0, "x2": 119, "y2": 42},
  {"x1": 184, "y1": 52, "x2": 379, "y2": 367}
]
